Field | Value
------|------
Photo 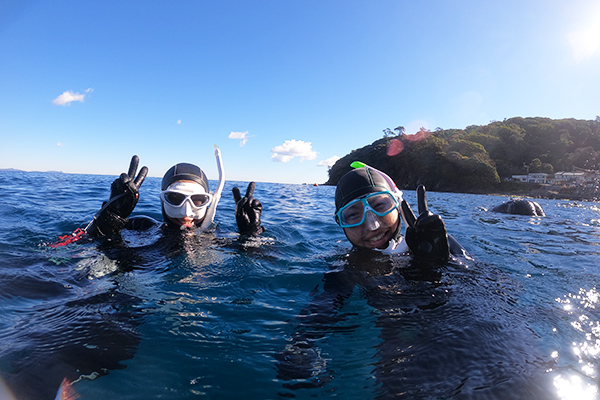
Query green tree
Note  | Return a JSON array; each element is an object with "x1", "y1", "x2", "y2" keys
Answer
[
  {"x1": 394, "y1": 126, "x2": 405, "y2": 135},
  {"x1": 327, "y1": 116, "x2": 600, "y2": 194},
  {"x1": 568, "y1": 147, "x2": 600, "y2": 170},
  {"x1": 528, "y1": 158, "x2": 542, "y2": 172}
]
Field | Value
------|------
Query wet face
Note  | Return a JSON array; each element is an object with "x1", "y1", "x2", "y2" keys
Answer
[{"x1": 343, "y1": 209, "x2": 400, "y2": 249}]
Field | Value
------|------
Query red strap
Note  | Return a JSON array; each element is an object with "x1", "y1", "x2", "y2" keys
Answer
[{"x1": 49, "y1": 228, "x2": 86, "y2": 248}]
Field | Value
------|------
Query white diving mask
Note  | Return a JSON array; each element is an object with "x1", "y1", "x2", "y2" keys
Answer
[{"x1": 160, "y1": 181, "x2": 213, "y2": 220}]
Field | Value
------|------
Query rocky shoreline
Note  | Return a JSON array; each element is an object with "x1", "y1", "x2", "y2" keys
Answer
[{"x1": 476, "y1": 183, "x2": 600, "y2": 202}]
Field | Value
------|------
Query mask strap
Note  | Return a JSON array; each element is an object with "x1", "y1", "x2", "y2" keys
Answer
[{"x1": 350, "y1": 161, "x2": 403, "y2": 201}]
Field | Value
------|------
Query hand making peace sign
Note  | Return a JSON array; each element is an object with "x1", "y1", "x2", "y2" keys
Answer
[{"x1": 401, "y1": 185, "x2": 450, "y2": 262}]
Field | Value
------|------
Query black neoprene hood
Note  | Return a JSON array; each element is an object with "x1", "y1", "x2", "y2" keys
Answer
[
  {"x1": 161, "y1": 163, "x2": 209, "y2": 191},
  {"x1": 334, "y1": 167, "x2": 392, "y2": 212}
]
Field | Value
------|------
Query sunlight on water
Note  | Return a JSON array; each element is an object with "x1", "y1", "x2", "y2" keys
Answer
[
  {"x1": 554, "y1": 287, "x2": 600, "y2": 399},
  {"x1": 554, "y1": 374, "x2": 597, "y2": 400},
  {"x1": 76, "y1": 254, "x2": 119, "y2": 279}
]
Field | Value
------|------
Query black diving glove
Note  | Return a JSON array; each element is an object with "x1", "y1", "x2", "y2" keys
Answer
[
  {"x1": 87, "y1": 155, "x2": 148, "y2": 238},
  {"x1": 232, "y1": 182, "x2": 265, "y2": 235},
  {"x1": 401, "y1": 185, "x2": 450, "y2": 262}
]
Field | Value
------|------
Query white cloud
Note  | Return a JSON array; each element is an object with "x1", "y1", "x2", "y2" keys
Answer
[
  {"x1": 52, "y1": 88, "x2": 93, "y2": 106},
  {"x1": 57, "y1": 142, "x2": 64, "y2": 147},
  {"x1": 229, "y1": 131, "x2": 250, "y2": 146},
  {"x1": 177, "y1": 119, "x2": 182, "y2": 124},
  {"x1": 318, "y1": 156, "x2": 340, "y2": 168},
  {"x1": 271, "y1": 139, "x2": 317, "y2": 163}
]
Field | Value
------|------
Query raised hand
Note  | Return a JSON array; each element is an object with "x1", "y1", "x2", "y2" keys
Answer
[
  {"x1": 232, "y1": 182, "x2": 265, "y2": 235},
  {"x1": 106, "y1": 155, "x2": 148, "y2": 219},
  {"x1": 87, "y1": 155, "x2": 148, "y2": 237},
  {"x1": 401, "y1": 185, "x2": 450, "y2": 262}
]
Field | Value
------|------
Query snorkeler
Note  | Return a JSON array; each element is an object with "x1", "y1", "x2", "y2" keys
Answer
[
  {"x1": 276, "y1": 165, "x2": 470, "y2": 393},
  {"x1": 75, "y1": 147, "x2": 264, "y2": 241},
  {"x1": 334, "y1": 163, "x2": 466, "y2": 261}
]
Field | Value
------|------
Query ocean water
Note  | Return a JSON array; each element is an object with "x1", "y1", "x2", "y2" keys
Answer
[{"x1": 1, "y1": 171, "x2": 600, "y2": 400}]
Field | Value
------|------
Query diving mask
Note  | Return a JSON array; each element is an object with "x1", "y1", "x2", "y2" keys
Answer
[
  {"x1": 335, "y1": 191, "x2": 399, "y2": 228},
  {"x1": 161, "y1": 181, "x2": 213, "y2": 220}
]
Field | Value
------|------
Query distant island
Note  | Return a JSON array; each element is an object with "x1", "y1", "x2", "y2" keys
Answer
[
  {"x1": 325, "y1": 116, "x2": 600, "y2": 202},
  {"x1": 0, "y1": 168, "x2": 64, "y2": 173}
]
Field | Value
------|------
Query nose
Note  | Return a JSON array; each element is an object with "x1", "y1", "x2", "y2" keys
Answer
[
  {"x1": 183, "y1": 199, "x2": 194, "y2": 217},
  {"x1": 363, "y1": 210, "x2": 380, "y2": 231}
]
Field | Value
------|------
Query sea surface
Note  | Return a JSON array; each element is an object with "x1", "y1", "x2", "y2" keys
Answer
[{"x1": 1, "y1": 171, "x2": 600, "y2": 400}]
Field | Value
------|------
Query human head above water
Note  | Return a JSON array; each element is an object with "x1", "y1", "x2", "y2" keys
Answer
[
  {"x1": 335, "y1": 167, "x2": 394, "y2": 212},
  {"x1": 335, "y1": 167, "x2": 401, "y2": 249},
  {"x1": 161, "y1": 163, "x2": 209, "y2": 192},
  {"x1": 161, "y1": 163, "x2": 210, "y2": 229}
]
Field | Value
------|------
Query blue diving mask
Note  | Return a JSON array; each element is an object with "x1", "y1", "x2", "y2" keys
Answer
[{"x1": 335, "y1": 191, "x2": 399, "y2": 228}]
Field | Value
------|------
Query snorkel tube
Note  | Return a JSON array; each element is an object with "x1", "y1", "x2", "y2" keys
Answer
[{"x1": 200, "y1": 145, "x2": 225, "y2": 230}]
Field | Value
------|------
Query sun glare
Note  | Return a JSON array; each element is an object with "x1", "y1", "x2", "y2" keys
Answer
[{"x1": 567, "y1": 5, "x2": 600, "y2": 63}]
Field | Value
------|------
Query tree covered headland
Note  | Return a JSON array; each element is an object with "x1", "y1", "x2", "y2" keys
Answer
[{"x1": 325, "y1": 117, "x2": 600, "y2": 195}]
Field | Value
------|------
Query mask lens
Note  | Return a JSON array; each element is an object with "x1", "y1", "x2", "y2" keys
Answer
[
  {"x1": 164, "y1": 192, "x2": 186, "y2": 206},
  {"x1": 340, "y1": 201, "x2": 365, "y2": 227},
  {"x1": 336, "y1": 191, "x2": 398, "y2": 228},
  {"x1": 191, "y1": 194, "x2": 210, "y2": 207},
  {"x1": 367, "y1": 193, "x2": 396, "y2": 215}
]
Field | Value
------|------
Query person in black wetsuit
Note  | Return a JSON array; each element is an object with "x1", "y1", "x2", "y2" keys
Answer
[
  {"x1": 84, "y1": 154, "x2": 264, "y2": 240},
  {"x1": 276, "y1": 165, "x2": 477, "y2": 396},
  {"x1": 277, "y1": 166, "x2": 546, "y2": 398},
  {"x1": 26, "y1": 154, "x2": 265, "y2": 399}
]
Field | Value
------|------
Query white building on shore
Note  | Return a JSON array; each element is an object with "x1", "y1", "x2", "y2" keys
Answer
[
  {"x1": 511, "y1": 173, "x2": 548, "y2": 184},
  {"x1": 511, "y1": 170, "x2": 598, "y2": 186},
  {"x1": 553, "y1": 172, "x2": 586, "y2": 185}
]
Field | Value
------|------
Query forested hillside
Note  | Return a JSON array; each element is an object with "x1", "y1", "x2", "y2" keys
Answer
[{"x1": 326, "y1": 117, "x2": 600, "y2": 195}]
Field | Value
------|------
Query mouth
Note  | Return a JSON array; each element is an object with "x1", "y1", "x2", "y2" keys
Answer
[
  {"x1": 177, "y1": 217, "x2": 196, "y2": 229},
  {"x1": 367, "y1": 230, "x2": 390, "y2": 248},
  {"x1": 369, "y1": 232, "x2": 385, "y2": 243}
]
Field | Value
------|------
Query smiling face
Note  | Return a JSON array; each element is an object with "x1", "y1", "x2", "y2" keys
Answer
[
  {"x1": 343, "y1": 208, "x2": 400, "y2": 249},
  {"x1": 335, "y1": 167, "x2": 401, "y2": 249}
]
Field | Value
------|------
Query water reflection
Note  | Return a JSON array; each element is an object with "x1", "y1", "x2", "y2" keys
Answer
[
  {"x1": 554, "y1": 287, "x2": 600, "y2": 399},
  {"x1": 554, "y1": 374, "x2": 597, "y2": 400}
]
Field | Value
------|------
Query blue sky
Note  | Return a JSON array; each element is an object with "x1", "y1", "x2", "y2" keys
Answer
[{"x1": 1, "y1": 1, "x2": 599, "y2": 184}]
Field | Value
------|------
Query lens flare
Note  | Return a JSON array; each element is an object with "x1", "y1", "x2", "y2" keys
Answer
[
  {"x1": 405, "y1": 128, "x2": 432, "y2": 142},
  {"x1": 387, "y1": 139, "x2": 404, "y2": 156},
  {"x1": 0, "y1": 378, "x2": 17, "y2": 400}
]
